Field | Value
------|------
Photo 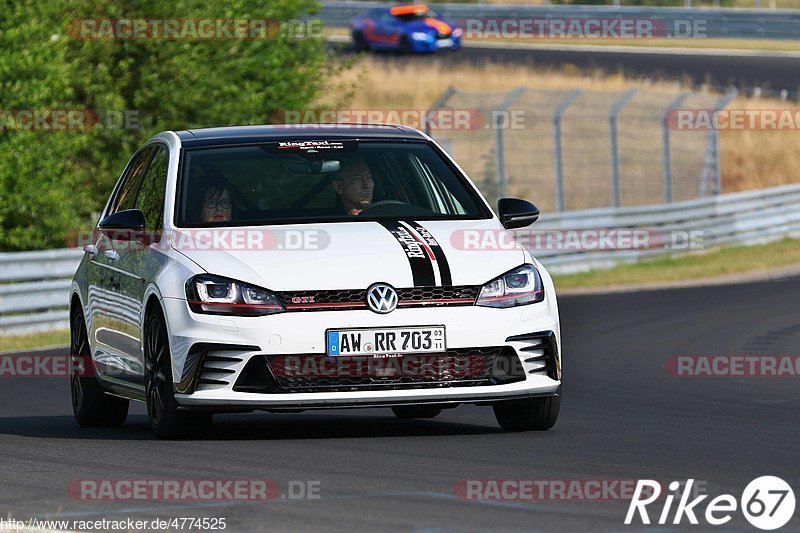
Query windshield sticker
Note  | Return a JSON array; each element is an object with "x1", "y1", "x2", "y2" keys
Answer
[{"x1": 277, "y1": 140, "x2": 345, "y2": 152}]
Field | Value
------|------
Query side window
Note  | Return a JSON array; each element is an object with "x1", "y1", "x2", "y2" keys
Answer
[
  {"x1": 135, "y1": 147, "x2": 169, "y2": 231},
  {"x1": 108, "y1": 146, "x2": 155, "y2": 216}
]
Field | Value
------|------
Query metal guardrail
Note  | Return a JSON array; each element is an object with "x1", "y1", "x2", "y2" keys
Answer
[
  {"x1": 319, "y1": 1, "x2": 800, "y2": 39},
  {"x1": 530, "y1": 181, "x2": 800, "y2": 273},
  {"x1": 1, "y1": 182, "x2": 799, "y2": 334},
  {"x1": 0, "y1": 249, "x2": 82, "y2": 335}
]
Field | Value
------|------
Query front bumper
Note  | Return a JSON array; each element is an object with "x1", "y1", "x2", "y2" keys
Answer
[
  {"x1": 161, "y1": 283, "x2": 560, "y2": 410},
  {"x1": 411, "y1": 36, "x2": 461, "y2": 53},
  {"x1": 178, "y1": 383, "x2": 562, "y2": 412}
]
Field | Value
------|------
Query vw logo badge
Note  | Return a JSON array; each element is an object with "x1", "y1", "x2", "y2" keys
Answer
[{"x1": 366, "y1": 283, "x2": 398, "y2": 314}]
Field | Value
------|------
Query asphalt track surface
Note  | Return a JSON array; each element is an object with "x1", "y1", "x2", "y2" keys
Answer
[
  {"x1": 342, "y1": 41, "x2": 800, "y2": 97},
  {"x1": 1, "y1": 275, "x2": 799, "y2": 531}
]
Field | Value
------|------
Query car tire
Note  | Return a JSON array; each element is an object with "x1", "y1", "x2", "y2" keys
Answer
[
  {"x1": 352, "y1": 31, "x2": 369, "y2": 51},
  {"x1": 145, "y1": 307, "x2": 212, "y2": 439},
  {"x1": 493, "y1": 395, "x2": 561, "y2": 432},
  {"x1": 70, "y1": 307, "x2": 129, "y2": 427},
  {"x1": 391, "y1": 405, "x2": 442, "y2": 419}
]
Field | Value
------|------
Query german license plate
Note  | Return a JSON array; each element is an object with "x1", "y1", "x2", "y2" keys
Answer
[
  {"x1": 326, "y1": 326, "x2": 446, "y2": 356},
  {"x1": 436, "y1": 38, "x2": 454, "y2": 48}
]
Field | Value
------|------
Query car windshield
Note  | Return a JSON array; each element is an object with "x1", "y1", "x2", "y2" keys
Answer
[{"x1": 177, "y1": 140, "x2": 489, "y2": 227}]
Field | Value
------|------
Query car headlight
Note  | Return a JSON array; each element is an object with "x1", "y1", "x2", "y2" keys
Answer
[
  {"x1": 186, "y1": 274, "x2": 284, "y2": 316},
  {"x1": 476, "y1": 264, "x2": 544, "y2": 308},
  {"x1": 411, "y1": 31, "x2": 432, "y2": 41}
]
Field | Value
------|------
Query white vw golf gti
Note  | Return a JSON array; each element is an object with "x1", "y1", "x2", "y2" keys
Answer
[{"x1": 70, "y1": 124, "x2": 562, "y2": 438}]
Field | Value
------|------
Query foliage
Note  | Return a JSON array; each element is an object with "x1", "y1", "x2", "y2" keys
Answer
[{"x1": 0, "y1": 0, "x2": 331, "y2": 250}]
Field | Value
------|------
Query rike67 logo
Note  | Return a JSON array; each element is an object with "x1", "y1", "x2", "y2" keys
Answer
[{"x1": 626, "y1": 477, "x2": 795, "y2": 530}]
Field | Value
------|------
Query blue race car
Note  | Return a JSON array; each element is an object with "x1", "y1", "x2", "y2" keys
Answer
[{"x1": 350, "y1": 4, "x2": 462, "y2": 53}]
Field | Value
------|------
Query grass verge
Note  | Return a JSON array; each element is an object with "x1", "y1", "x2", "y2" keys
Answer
[
  {"x1": 320, "y1": 55, "x2": 800, "y2": 200},
  {"x1": 553, "y1": 238, "x2": 800, "y2": 291},
  {"x1": 0, "y1": 329, "x2": 69, "y2": 353}
]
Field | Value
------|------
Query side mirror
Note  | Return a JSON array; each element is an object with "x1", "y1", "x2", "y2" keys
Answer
[
  {"x1": 97, "y1": 209, "x2": 146, "y2": 241},
  {"x1": 497, "y1": 198, "x2": 540, "y2": 229}
]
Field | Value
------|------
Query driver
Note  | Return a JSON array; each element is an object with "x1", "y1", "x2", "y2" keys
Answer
[{"x1": 332, "y1": 154, "x2": 374, "y2": 215}]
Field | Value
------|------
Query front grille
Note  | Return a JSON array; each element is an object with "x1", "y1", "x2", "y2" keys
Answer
[
  {"x1": 276, "y1": 286, "x2": 479, "y2": 312},
  {"x1": 233, "y1": 347, "x2": 524, "y2": 393},
  {"x1": 397, "y1": 286, "x2": 478, "y2": 305}
]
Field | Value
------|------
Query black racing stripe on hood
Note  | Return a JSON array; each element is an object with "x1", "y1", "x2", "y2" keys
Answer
[
  {"x1": 406, "y1": 222, "x2": 452, "y2": 286},
  {"x1": 377, "y1": 221, "x2": 435, "y2": 287}
]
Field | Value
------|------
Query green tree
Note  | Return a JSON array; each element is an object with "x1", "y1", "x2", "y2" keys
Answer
[{"x1": 0, "y1": 0, "x2": 332, "y2": 250}]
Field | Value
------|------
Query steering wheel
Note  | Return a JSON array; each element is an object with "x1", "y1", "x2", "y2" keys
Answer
[{"x1": 359, "y1": 200, "x2": 407, "y2": 215}]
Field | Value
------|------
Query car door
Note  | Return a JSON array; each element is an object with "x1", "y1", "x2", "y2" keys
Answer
[
  {"x1": 115, "y1": 145, "x2": 170, "y2": 387},
  {"x1": 374, "y1": 12, "x2": 401, "y2": 45},
  {"x1": 88, "y1": 146, "x2": 154, "y2": 385}
]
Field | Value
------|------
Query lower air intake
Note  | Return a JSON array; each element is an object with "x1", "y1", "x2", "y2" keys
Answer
[{"x1": 233, "y1": 347, "x2": 524, "y2": 393}]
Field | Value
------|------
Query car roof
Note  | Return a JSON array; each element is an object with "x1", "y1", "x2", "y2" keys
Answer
[
  {"x1": 174, "y1": 124, "x2": 427, "y2": 148},
  {"x1": 390, "y1": 5, "x2": 429, "y2": 16}
]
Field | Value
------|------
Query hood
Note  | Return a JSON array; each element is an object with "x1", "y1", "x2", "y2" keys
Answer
[{"x1": 171, "y1": 219, "x2": 525, "y2": 291}]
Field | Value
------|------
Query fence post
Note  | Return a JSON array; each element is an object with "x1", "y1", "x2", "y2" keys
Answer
[
  {"x1": 608, "y1": 89, "x2": 637, "y2": 208},
  {"x1": 552, "y1": 89, "x2": 582, "y2": 212},
  {"x1": 661, "y1": 92, "x2": 691, "y2": 203},
  {"x1": 701, "y1": 89, "x2": 738, "y2": 197},
  {"x1": 493, "y1": 87, "x2": 526, "y2": 199},
  {"x1": 424, "y1": 85, "x2": 457, "y2": 136},
  {"x1": 714, "y1": 90, "x2": 739, "y2": 196}
]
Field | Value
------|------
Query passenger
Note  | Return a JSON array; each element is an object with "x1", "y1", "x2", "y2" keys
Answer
[{"x1": 201, "y1": 181, "x2": 233, "y2": 223}]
